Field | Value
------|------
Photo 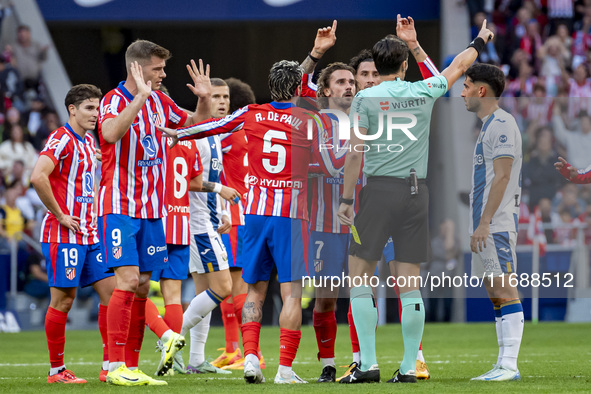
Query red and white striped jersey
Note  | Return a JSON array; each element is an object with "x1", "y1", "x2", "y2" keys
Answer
[
  {"x1": 177, "y1": 102, "x2": 340, "y2": 220},
  {"x1": 39, "y1": 124, "x2": 99, "y2": 245},
  {"x1": 220, "y1": 130, "x2": 248, "y2": 226},
  {"x1": 98, "y1": 81, "x2": 188, "y2": 219},
  {"x1": 164, "y1": 140, "x2": 202, "y2": 245},
  {"x1": 524, "y1": 98, "x2": 553, "y2": 126}
]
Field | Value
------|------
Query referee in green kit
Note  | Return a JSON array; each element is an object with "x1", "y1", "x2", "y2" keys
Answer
[{"x1": 337, "y1": 15, "x2": 494, "y2": 384}]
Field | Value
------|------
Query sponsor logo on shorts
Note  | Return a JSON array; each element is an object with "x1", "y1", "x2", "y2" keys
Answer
[
  {"x1": 65, "y1": 267, "x2": 76, "y2": 280},
  {"x1": 97, "y1": 253, "x2": 102, "y2": 263},
  {"x1": 314, "y1": 259, "x2": 323, "y2": 273},
  {"x1": 147, "y1": 245, "x2": 167, "y2": 256},
  {"x1": 112, "y1": 246, "x2": 122, "y2": 260}
]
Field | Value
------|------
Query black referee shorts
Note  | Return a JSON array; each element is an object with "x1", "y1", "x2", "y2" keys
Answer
[{"x1": 349, "y1": 176, "x2": 429, "y2": 263}]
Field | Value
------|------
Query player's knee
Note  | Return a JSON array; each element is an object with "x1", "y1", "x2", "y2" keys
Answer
[
  {"x1": 135, "y1": 280, "x2": 151, "y2": 298},
  {"x1": 53, "y1": 296, "x2": 75, "y2": 313},
  {"x1": 314, "y1": 297, "x2": 336, "y2": 313},
  {"x1": 211, "y1": 278, "x2": 232, "y2": 299}
]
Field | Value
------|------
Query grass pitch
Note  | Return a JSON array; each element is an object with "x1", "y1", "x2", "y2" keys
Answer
[{"x1": 0, "y1": 322, "x2": 589, "y2": 392}]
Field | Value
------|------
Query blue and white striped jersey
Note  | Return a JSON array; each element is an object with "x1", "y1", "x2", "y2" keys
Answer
[{"x1": 469, "y1": 108, "x2": 522, "y2": 235}]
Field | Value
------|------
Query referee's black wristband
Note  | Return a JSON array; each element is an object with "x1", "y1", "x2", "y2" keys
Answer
[
  {"x1": 308, "y1": 51, "x2": 321, "y2": 62},
  {"x1": 467, "y1": 37, "x2": 486, "y2": 55},
  {"x1": 339, "y1": 195, "x2": 354, "y2": 205}
]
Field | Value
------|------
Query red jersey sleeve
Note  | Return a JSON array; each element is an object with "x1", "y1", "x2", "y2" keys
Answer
[
  {"x1": 39, "y1": 129, "x2": 71, "y2": 166},
  {"x1": 177, "y1": 105, "x2": 250, "y2": 141},
  {"x1": 560, "y1": 163, "x2": 591, "y2": 184},
  {"x1": 301, "y1": 72, "x2": 318, "y2": 98}
]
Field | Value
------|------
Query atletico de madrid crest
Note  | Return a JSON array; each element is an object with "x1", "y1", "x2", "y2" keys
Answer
[
  {"x1": 112, "y1": 246, "x2": 122, "y2": 260},
  {"x1": 65, "y1": 267, "x2": 76, "y2": 280},
  {"x1": 314, "y1": 259, "x2": 323, "y2": 273}
]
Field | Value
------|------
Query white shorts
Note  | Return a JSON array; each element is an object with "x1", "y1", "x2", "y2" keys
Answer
[
  {"x1": 189, "y1": 230, "x2": 229, "y2": 274},
  {"x1": 471, "y1": 231, "x2": 517, "y2": 277}
]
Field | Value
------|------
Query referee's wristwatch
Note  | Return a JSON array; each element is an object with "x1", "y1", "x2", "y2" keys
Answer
[{"x1": 339, "y1": 195, "x2": 354, "y2": 205}]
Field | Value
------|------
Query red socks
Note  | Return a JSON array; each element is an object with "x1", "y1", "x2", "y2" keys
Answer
[
  {"x1": 347, "y1": 303, "x2": 360, "y2": 353},
  {"x1": 145, "y1": 298, "x2": 169, "y2": 339},
  {"x1": 221, "y1": 298, "x2": 240, "y2": 352},
  {"x1": 233, "y1": 293, "x2": 246, "y2": 328},
  {"x1": 98, "y1": 304, "x2": 109, "y2": 363},
  {"x1": 45, "y1": 306, "x2": 68, "y2": 368},
  {"x1": 313, "y1": 310, "x2": 336, "y2": 359},
  {"x1": 107, "y1": 289, "x2": 134, "y2": 363},
  {"x1": 241, "y1": 321, "x2": 260, "y2": 357},
  {"x1": 125, "y1": 297, "x2": 146, "y2": 369},
  {"x1": 279, "y1": 328, "x2": 301, "y2": 367},
  {"x1": 163, "y1": 304, "x2": 183, "y2": 334}
]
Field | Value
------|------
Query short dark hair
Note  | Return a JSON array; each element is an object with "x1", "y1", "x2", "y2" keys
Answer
[
  {"x1": 64, "y1": 84, "x2": 102, "y2": 110},
  {"x1": 348, "y1": 49, "x2": 373, "y2": 73},
  {"x1": 372, "y1": 35, "x2": 409, "y2": 76},
  {"x1": 211, "y1": 78, "x2": 228, "y2": 88},
  {"x1": 125, "y1": 39, "x2": 171, "y2": 68},
  {"x1": 17, "y1": 24, "x2": 30, "y2": 32},
  {"x1": 224, "y1": 78, "x2": 256, "y2": 112},
  {"x1": 268, "y1": 60, "x2": 302, "y2": 102},
  {"x1": 316, "y1": 62, "x2": 357, "y2": 102},
  {"x1": 465, "y1": 63, "x2": 506, "y2": 97}
]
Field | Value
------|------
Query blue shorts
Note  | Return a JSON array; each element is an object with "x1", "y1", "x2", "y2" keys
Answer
[
  {"x1": 221, "y1": 225, "x2": 245, "y2": 268},
  {"x1": 151, "y1": 244, "x2": 190, "y2": 281},
  {"x1": 43, "y1": 242, "x2": 113, "y2": 288},
  {"x1": 309, "y1": 231, "x2": 349, "y2": 277},
  {"x1": 98, "y1": 214, "x2": 168, "y2": 272},
  {"x1": 383, "y1": 237, "x2": 395, "y2": 263},
  {"x1": 242, "y1": 215, "x2": 309, "y2": 284}
]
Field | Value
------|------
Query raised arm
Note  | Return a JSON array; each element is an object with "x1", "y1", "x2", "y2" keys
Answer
[
  {"x1": 301, "y1": 20, "x2": 338, "y2": 74},
  {"x1": 396, "y1": 14, "x2": 440, "y2": 78},
  {"x1": 184, "y1": 59, "x2": 212, "y2": 125},
  {"x1": 102, "y1": 62, "x2": 151, "y2": 144},
  {"x1": 440, "y1": 20, "x2": 494, "y2": 90}
]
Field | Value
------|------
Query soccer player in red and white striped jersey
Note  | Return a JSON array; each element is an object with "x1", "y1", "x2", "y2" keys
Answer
[
  {"x1": 162, "y1": 60, "x2": 341, "y2": 384},
  {"x1": 97, "y1": 39, "x2": 212, "y2": 385},
  {"x1": 31, "y1": 84, "x2": 115, "y2": 384}
]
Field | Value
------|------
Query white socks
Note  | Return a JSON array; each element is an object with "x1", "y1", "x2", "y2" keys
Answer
[
  {"x1": 189, "y1": 312, "x2": 211, "y2": 367},
  {"x1": 181, "y1": 290, "x2": 220, "y2": 337}
]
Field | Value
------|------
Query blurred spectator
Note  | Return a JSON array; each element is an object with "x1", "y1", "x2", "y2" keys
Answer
[
  {"x1": 552, "y1": 104, "x2": 591, "y2": 169},
  {"x1": 5, "y1": 159, "x2": 28, "y2": 187},
  {"x1": 0, "y1": 53, "x2": 23, "y2": 111},
  {"x1": 546, "y1": 0, "x2": 575, "y2": 34},
  {"x1": 1, "y1": 106, "x2": 27, "y2": 141},
  {"x1": 576, "y1": 203, "x2": 591, "y2": 244},
  {"x1": 21, "y1": 250, "x2": 49, "y2": 300},
  {"x1": 521, "y1": 18, "x2": 543, "y2": 67},
  {"x1": 426, "y1": 219, "x2": 459, "y2": 322},
  {"x1": 571, "y1": 5, "x2": 591, "y2": 66},
  {"x1": 523, "y1": 84, "x2": 553, "y2": 126},
  {"x1": 553, "y1": 182, "x2": 586, "y2": 218},
  {"x1": 0, "y1": 124, "x2": 37, "y2": 174},
  {"x1": 23, "y1": 96, "x2": 48, "y2": 150},
  {"x1": 537, "y1": 198, "x2": 558, "y2": 244},
  {"x1": 539, "y1": 36, "x2": 570, "y2": 95},
  {"x1": 507, "y1": 60, "x2": 537, "y2": 97},
  {"x1": 8, "y1": 24, "x2": 48, "y2": 96},
  {"x1": 564, "y1": 63, "x2": 591, "y2": 119},
  {"x1": 0, "y1": 181, "x2": 32, "y2": 240},
  {"x1": 554, "y1": 208, "x2": 577, "y2": 245},
  {"x1": 556, "y1": 23, "x2": 573, "y2": 50},
  {"x1": 33, "y1": 110, "x2": 60, "y2": 150},
  {"x1": 524, "y1": 126, "x2": 566, "y2": 208}
]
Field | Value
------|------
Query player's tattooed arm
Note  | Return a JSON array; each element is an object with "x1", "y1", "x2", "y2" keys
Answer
[
  {"x1": 243, "y1": 301, "x2": 264, "y2": 324},
  {"x1": 200, "y1": 181, "x2": 217, "y2": 192}
]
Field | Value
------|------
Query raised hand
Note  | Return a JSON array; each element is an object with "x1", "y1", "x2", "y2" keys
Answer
[
  {"x1": 554, "y1": 156, "x2": 578, "y2": 179},
  {"x1": 186, "y1": 59, "x2": 211, "y2": 98},
  {"x1": 130, "y1": 61, "x2": 151, "y2": 98},
  {"x1": 396, "y1": 14, "x2": 417, "y2": 44},
  {"x1": 312, "y1": 20, "x2": 337, "y2": 57},
  {"x1": 477, "y1": 19, "x2": 494, "y2": 44}
]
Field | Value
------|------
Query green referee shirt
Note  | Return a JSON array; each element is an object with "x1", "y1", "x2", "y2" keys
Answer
[{"x1": 350, "y1": 75, "x2": 448, "y2": 178}]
